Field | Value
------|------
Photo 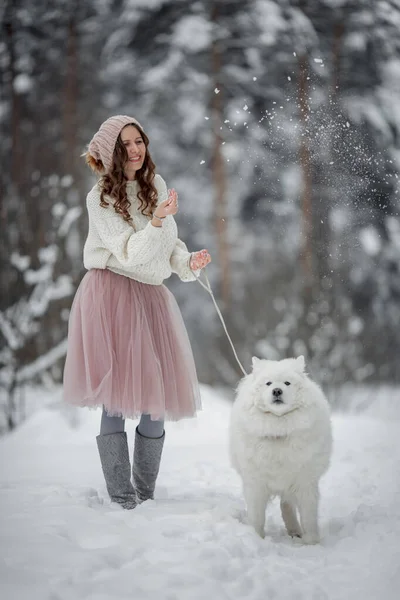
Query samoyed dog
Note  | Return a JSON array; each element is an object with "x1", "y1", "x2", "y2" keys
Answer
[{"x1": 229, "y1": 356, "x2": 332, "y2": 544}]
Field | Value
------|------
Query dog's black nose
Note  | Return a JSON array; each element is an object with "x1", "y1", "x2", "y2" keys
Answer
[{"x1": 272, "y1": 388, "x2": 283, "y2": 403}]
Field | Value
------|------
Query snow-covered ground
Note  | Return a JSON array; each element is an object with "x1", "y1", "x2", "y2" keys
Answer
[{"x1": 1, "y1": 384, "x2": 400, "y2": 600}]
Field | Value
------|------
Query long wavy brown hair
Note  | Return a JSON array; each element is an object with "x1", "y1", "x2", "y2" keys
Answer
[{"x1": 85, "y1": 123, "x2": 158, "y2": 223}]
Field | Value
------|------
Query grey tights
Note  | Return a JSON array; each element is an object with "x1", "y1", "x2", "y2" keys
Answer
[{"x1": 100, "y1": 406, "x2": 164, "y2": 439}]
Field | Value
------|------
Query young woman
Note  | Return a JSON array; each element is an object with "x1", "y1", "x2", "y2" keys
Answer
[{"x1": 63, "y1": 115, "x2": 211, "y2": 509}]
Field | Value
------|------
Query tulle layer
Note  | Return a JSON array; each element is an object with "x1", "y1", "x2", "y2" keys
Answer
[{"x1": 63, "y1": 269, "x2": 201, "y2": 420}]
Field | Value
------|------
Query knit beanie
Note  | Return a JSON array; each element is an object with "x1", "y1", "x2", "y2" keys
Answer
[{"x1": 86, "y1": 115, "x2": 143, "y2": 173}]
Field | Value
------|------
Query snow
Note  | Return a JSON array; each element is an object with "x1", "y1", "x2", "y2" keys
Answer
[
  {"x1": 10, "y1": 252, "x2": 31, "y2": 272},
  {"x1": 0, "y1": 313, "x2": 20, "y2": 351},
  {"x1": 25, "y1": 263, "x2": 53, "y2": 285},
  {"x1": 126, "y1": 0, "x2": 166, "y2": 9},
  {"x1": 344, "y1": 96, "x2": 393, "y2": 143},
  {"x1": 256, "y1": 0, "x2": 287, "y2": 46},
  {"x1": 1, "y1": 385, "x2": 399, "y2": 600},
  {"x1": 173, "y1": 16, "x2": 212, "y2": 52},
  {"x1": 13, "y1": 74, "x2": 33, "y2": 94},
  {"x1": 344, "y1": 32, "x2": 366, "y2": 51},
  {"x1": 387, "y1": 216, "x2": 400, "y2": 250},
  {"x1": 359, "y1": 226, "x2": 382, "y2": 256},
  {"x1": 322, "y1": 0, "x2": 348, "y2": 6},
  {"x1": 58, "y1": 207, "x2": 82, "y2": 238},
  {"x1": 16, "y1": 340, "x2": 68, "y2": 384},
  {"x1": 143, "y1": 52, "x2": 182, "y2": 88},
  {"x1": 60, "y1": 176, "x2": 74, "y2": 188}
]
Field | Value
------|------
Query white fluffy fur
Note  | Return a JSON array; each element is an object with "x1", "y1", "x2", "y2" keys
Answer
[{"x1": 229, "y1": 356, "x2": 332, "y2": 544}]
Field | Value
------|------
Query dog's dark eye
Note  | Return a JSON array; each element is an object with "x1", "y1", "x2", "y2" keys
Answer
[
  {"x1": 284, "y1": 381, "x2": 291, "y2": 386},
  {"x1": 266, "y1": 381, "x2": 272, "y2": 386}
]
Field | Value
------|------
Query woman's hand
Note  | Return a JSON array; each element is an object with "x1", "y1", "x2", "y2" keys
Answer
[
  {"x1": 190, "y1": 249, "x2": 211, "y2": 271},
  {"x1": 154, "y1": 188, "x2": 178, "y2": 219}
]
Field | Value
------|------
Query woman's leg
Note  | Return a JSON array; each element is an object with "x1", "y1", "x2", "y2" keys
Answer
[
  {"x1": 133, "y1": 414, "x2": 165, "y2": 502},
  {"x1": 96, "y1": 406, "x2": 135, "y2": 509},
  {"x1": 137, "y1": 413, "x2": 164, "y2": 438},
  {"x1": 100, "y1": 406, "x2": 125, "y2": 435}
]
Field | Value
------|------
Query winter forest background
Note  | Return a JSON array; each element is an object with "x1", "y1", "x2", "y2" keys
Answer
[{"x1": 1, "y1": 0, "x2": 400, "y2": 432}]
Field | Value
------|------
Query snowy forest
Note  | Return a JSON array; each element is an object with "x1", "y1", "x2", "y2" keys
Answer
[{"x1": 2, "y1": 0, "x2": 400, "y2": 432}]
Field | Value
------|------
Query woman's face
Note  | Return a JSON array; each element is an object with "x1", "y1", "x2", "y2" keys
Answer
[{"x1": 121, "y1": 125, "x2": 146, "y2": 179}]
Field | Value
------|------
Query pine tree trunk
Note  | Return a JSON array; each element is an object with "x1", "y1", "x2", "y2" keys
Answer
[
  {"x1": 63, "y1": 3, "x2": 79, "y2": 177},
  {"x1": 4, "y1": 1, "x2": 20, "y2": 189},
  {"x1": 211, "y1": 1, "x2": 230, "y2": 307},
  {"x1": 298, "y1": 53, "x2": 314, "y2": 297}
]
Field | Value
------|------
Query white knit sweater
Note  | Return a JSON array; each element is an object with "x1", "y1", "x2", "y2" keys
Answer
[{"x1": 83, "y1": 174, "x2": 197, "y2": 285}]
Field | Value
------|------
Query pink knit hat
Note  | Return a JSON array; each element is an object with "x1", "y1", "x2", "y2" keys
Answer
[{"x1": 87, "y1": 115, "x2": 143, "y2": 173}]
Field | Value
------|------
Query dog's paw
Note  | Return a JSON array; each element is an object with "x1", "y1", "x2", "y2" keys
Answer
[
  {"x1": 257, "y1": 531, "x2": 266, "y2": 539},
  {"x1": 287, "y1": 529, "x2": 302, "y2": 539},
  {"x1": 301, "y1": 533, "x2": 320, "y2": 545},
  {"x1": 253, "y1": 527, "x2": 265, "y2": 539}
]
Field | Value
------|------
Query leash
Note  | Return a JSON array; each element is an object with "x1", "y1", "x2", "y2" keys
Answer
[{"x1": 195, "y1": 268, "x2": 248, "y2": 377}]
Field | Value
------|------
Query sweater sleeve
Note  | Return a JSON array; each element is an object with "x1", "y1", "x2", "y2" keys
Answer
[
  {"x1": 88, "y1": 186, "x2": 164, "y2": 268},
  {"x1": 170, "y1": 238, "x2": 199, "y2": 282},
  {"x1": 154, "y1": 175, "x2": 198, "y2": 281}
]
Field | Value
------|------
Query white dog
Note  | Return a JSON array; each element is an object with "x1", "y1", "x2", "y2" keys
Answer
[{"x1": 229, "y1": 356, "x2": 332, "y2": 544}]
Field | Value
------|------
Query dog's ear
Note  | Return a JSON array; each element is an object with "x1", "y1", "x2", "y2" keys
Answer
[
  {"x1": 295, "y1": 355, "x2": 305, "y2": 372},
  {"x1": 251, "y1": 356, "x2": 261, "y2": 370}
]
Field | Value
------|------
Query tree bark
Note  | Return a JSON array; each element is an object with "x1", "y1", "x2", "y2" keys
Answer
[
  {"x1": 298, "y1": 53, "x2": 314, "y2": 296},
  {"x1": 4, "y1": 1, "x2": 21, "y2": 189},
  {"x1": 63, "y1": 1, "x2": 79, "y2": 177},
  {"x1": 211, "y1": 1, "x2": 230, "y2": 307}
]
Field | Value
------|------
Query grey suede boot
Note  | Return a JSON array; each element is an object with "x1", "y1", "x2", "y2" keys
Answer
[
  {"x1": 96, "y1": 432, "x2": 137, "y2": 509},
  {"x1": 132, "y1": 427, "x2": 165, "y2": 502}
]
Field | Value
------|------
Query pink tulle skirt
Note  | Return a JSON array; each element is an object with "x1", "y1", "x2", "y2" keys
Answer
[{"x1": 63, "y1": 269, "x2": 201, "y2": 420}]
